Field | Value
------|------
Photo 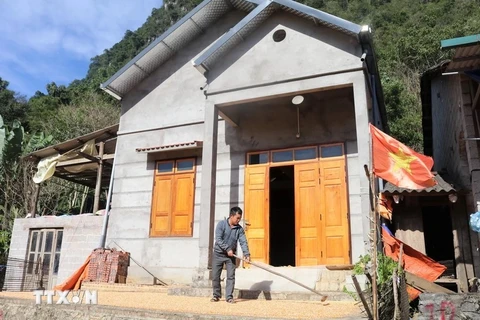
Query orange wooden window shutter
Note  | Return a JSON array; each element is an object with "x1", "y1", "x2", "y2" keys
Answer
[
  {"x1": 171, "y1": 173, "x2": 195, "y2": 236},
  {"x1": 151, "y1": 175, "x2": 173, "y2": 236}
]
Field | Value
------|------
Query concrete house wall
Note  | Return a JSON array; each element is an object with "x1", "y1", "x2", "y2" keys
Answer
[
  {"x1": 106, "y1": 6, "x2": 377, "y2": 287},
  {"x1": 207, "y1": 12, "x2": 362, "y2": 91}
]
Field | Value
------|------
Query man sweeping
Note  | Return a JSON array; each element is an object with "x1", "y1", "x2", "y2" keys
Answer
[{"x1": 211, "y1": 206, "x2": 250, "y2": 304}]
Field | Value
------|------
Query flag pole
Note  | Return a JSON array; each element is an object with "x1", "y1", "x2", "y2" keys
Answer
[
  {"x1": 367, "y1": 124, "x2": 379, "y2": 320},
  {"x1": 364, "y1": 164, "x2": 378, "y2": 320},
  {"x1": 371, "y1": 171, "x2": 379, "y2": 320}
]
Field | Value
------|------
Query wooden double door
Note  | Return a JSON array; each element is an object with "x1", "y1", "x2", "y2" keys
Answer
[{"x1": 244, "y1": 144, "x2": 350, "y2": 266}]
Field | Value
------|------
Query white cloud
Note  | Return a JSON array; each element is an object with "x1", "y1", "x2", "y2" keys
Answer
[{"x1": 0, "y1": 0, "x2": 163, "y2": 95}]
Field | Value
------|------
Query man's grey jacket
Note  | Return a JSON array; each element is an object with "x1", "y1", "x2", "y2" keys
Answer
[{"x1": 214, "y1": 218, "x2": 250, "y2": 257}]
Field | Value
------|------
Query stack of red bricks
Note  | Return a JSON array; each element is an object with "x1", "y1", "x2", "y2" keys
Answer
[{"x1": 86, "y1": 248, "x2": 129, "y2": 284}]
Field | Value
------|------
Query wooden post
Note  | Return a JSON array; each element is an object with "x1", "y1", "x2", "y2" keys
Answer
[
  {"x1": 371, "y1": 173, "x2": 379, "y2": 320},
  {"x1": 93, "y1": 141, "x2": 104, "y2": 213},
  {"x1": 31, "y1": 183, "x2": 41, "y2": 218},
  {"x1": 365, "y1": 165, "x2": 378, "y2": 320},
  {"x1": 352, "y1": 274, "x2": 373, "y2": 320},
  {"x1": 398, "y1": 244, "x2": 404, "y2": 273},
  {"x1": 392, "y1": 269, "x2": 400, "y2": 320}
]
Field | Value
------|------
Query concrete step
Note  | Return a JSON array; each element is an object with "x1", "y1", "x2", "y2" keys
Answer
[{"x1": 167, "y1": 286, "x2": 355, "y2": 301}]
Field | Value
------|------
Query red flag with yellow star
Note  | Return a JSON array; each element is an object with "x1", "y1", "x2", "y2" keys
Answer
[{"x1": 370, "y1": 124, "x2": 436, "y2": 189}]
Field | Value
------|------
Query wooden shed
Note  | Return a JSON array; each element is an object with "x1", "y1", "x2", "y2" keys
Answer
[{"x1": 382, "y1": 172, "x2": 475, "y2": 293}]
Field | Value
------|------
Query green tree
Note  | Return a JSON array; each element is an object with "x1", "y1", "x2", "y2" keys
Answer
[{"x1": 0, "y1": 78, "x2": 29, "y2": 126}]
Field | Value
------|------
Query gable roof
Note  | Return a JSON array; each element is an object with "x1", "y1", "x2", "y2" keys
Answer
[
  {"x1": 192, "y1": 0, "x2": 363, "y2": 73},
  {"x1": 100, "y1": 0, "x2": 369, "y2": 99}
]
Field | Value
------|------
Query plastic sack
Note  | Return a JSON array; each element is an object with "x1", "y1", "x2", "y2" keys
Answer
[{"x1": 470, "y1": 212, "x2": 480, "y2": 233}]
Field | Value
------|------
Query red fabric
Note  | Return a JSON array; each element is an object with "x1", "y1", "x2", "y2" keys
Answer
[
  {"x1": 382, "y1": 227, "x2": 446, "y2": 300},
  {"x1": 370, "y1": 124, "x2": 436, "y2": 190}
]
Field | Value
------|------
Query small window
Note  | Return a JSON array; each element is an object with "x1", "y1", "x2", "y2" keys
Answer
[
  {"x1": 45, "y1": 232, "x2": 54, "y2": 253},
  {"x1": 272, "y1": 150, "x2": 294, "y2": 163},
  {"x1": 177, "y1": 159, "x2": 195, "y2": 172},
  {"x1": 30, "y1": 232, "x2": 38, "y2": 252},
  {"x1": 151, "y1": 158, "x2": 196, "y2": 238},
  {"x1": 294, "y1": 148, "x2": 316, "y2": 161},
  {"x1": 43, "y1": 254, "x2": 51, "y2": 271},
  {"x1": 27, "y1": 254, "x2": 35, "y2": 274},
  {"x1": 321, "y1": 145, "x2": 343, "y2": 158},
  {"x1": 53, "y1": 253, "x2": 61, "y2": 275},
  {"x1": 249, "y1": 153, "x2": 268, "y2": 165},
  {"x1": 56, "y1": 231, "x2": 63, "y2": 251},
  {"x1": 38, "y1": 231, "x2": 44, "y2": 250},
  {"x1": 157, "y1": 161, "x2": 174, "y2": 173}
]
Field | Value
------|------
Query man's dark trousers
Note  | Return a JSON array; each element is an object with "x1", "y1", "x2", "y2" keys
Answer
[{"x1": 212, "y1": 251, "x2": 236, "y2": 300}]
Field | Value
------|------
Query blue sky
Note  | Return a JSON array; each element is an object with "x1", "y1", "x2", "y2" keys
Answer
[{"x1": 0, "y1": 0, "x2": 163, "y2": 99}]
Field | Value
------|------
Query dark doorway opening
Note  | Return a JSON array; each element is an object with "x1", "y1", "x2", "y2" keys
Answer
[
  {"x1": 422, "y1": 205, "x2": 455, "y2": 276},
  {"x1": 269, "y1": 166, "x2": 295, "y2": 267}
]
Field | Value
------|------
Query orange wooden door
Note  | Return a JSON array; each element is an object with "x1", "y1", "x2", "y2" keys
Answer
[
  {"x1": 319, "y1": 156, "x2": 350, "y2": 265},
  {"x1": 151, "y1": 175, "x2": 173, "y2": 236},
  {"x1": 171, "y1": 173, "x2": 195, "y2": 236},
  {"x1": 244, "y1": 166, "x2": 269, "y2": 264},
  {"x1": 294, "y1": 162, "x2": 322, "y2": 266}
]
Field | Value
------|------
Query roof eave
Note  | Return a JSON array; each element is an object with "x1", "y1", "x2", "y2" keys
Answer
[
  {"x1": 192, "y1": 0, "x2": 275, "y2": 71},
  {"x1": 99, "y1": 0, "x2": 229, "y2": 99},
  {"x1": 274, "y1": 0, "x2": 362, "y2": 35},
  {"x1": 441, "y1": 34, "x2": 480, "y2": 50},
  {"x1": 100, "y1": 85, "x2": 123, "y2": 100}
]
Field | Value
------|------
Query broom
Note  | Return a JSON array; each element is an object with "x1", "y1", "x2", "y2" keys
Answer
[{"x1": 233, "y1": 254, "x2": 328, "y2": 302}]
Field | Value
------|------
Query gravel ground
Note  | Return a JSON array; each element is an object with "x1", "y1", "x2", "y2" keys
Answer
[{"x1": 0, "y1": 291, "x2": 364, "y2": 319}]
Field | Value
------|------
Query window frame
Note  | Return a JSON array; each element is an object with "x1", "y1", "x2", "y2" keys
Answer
[
  {"x1": 150, "y1": 158, "x2": 196, "y2": 238},
  {"x1": 26, "y1": 228, "x2": 63, "y2": 276},
  {"x1": 246, "y1": 145, "x2": 326, "y2": 167}
]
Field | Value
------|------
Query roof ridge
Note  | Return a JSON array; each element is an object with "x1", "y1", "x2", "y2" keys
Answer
[{"x1": 100, "y1": 0, "x2": 365, "y2": 99}]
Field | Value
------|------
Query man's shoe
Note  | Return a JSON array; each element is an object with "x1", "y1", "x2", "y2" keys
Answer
[
  {"x1": 226, "y1": 298, "x2": 235, "y2": 304},
  {"x1": 210, "y1": 296, "x2": 220, "y2": 302}
]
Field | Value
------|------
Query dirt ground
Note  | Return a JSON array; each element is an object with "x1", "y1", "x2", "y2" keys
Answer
[{"x1": 0, "y1": 290, "x2": 365, "y2": 319}]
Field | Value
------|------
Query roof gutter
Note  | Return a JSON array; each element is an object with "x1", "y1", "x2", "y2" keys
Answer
[
  {"x1": 358, "y1": 25, "x2": 389, "y2": 133},
  {"x1": 101, "y1": 86, "x2": 123, "y2": 100}
]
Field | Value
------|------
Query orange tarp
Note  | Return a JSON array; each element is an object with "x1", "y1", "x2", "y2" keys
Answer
[
  {"x1": 54, "y1": 254, "x2": 91, "y2": 291},
  {"x1": 382, "y1": 226, "x2": 446, "y2": 300}
]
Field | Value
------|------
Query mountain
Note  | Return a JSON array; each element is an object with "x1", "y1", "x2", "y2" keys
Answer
[{"x1": 4, "y1": 0, "x2": 480, "y2": 150}]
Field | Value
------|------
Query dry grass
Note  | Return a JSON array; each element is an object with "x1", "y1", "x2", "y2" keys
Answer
[{"x1": 0, "y1": 290, "x2": 363, "y2": 319}]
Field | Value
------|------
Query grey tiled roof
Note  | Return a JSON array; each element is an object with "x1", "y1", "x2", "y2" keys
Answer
[{"x1": 382, "y1": 173, "x2": 456, "y2": 194}]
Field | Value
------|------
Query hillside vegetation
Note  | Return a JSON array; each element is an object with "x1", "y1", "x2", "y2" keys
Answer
[{"x1": 0, "y1": 0, "x2": 479, "y2": 259}]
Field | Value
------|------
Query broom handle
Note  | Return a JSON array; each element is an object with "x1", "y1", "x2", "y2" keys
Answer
[{"x1": 233, "y1": 254, "x2": 327, "y2": 299}]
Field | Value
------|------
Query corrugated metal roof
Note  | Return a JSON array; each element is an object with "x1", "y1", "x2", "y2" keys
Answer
[
  {"x1": 441, "y1": 34, "x2": 480, "y2": 72},
  {"x1": 24, "y1": 124, "x2": 119, "y2": 161},
  {"x1": 446, "y1": 45, "x2": 480, "y2": 72},
  {"x1": 135, "y1": 141, "x2": 203, "y2": 153},
  {"x1": 382, "y1": 173, "x2": 456, "y2": 195},
  {"x1": 101, "y1": 0, "x2": 366, "y2": 98}
]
